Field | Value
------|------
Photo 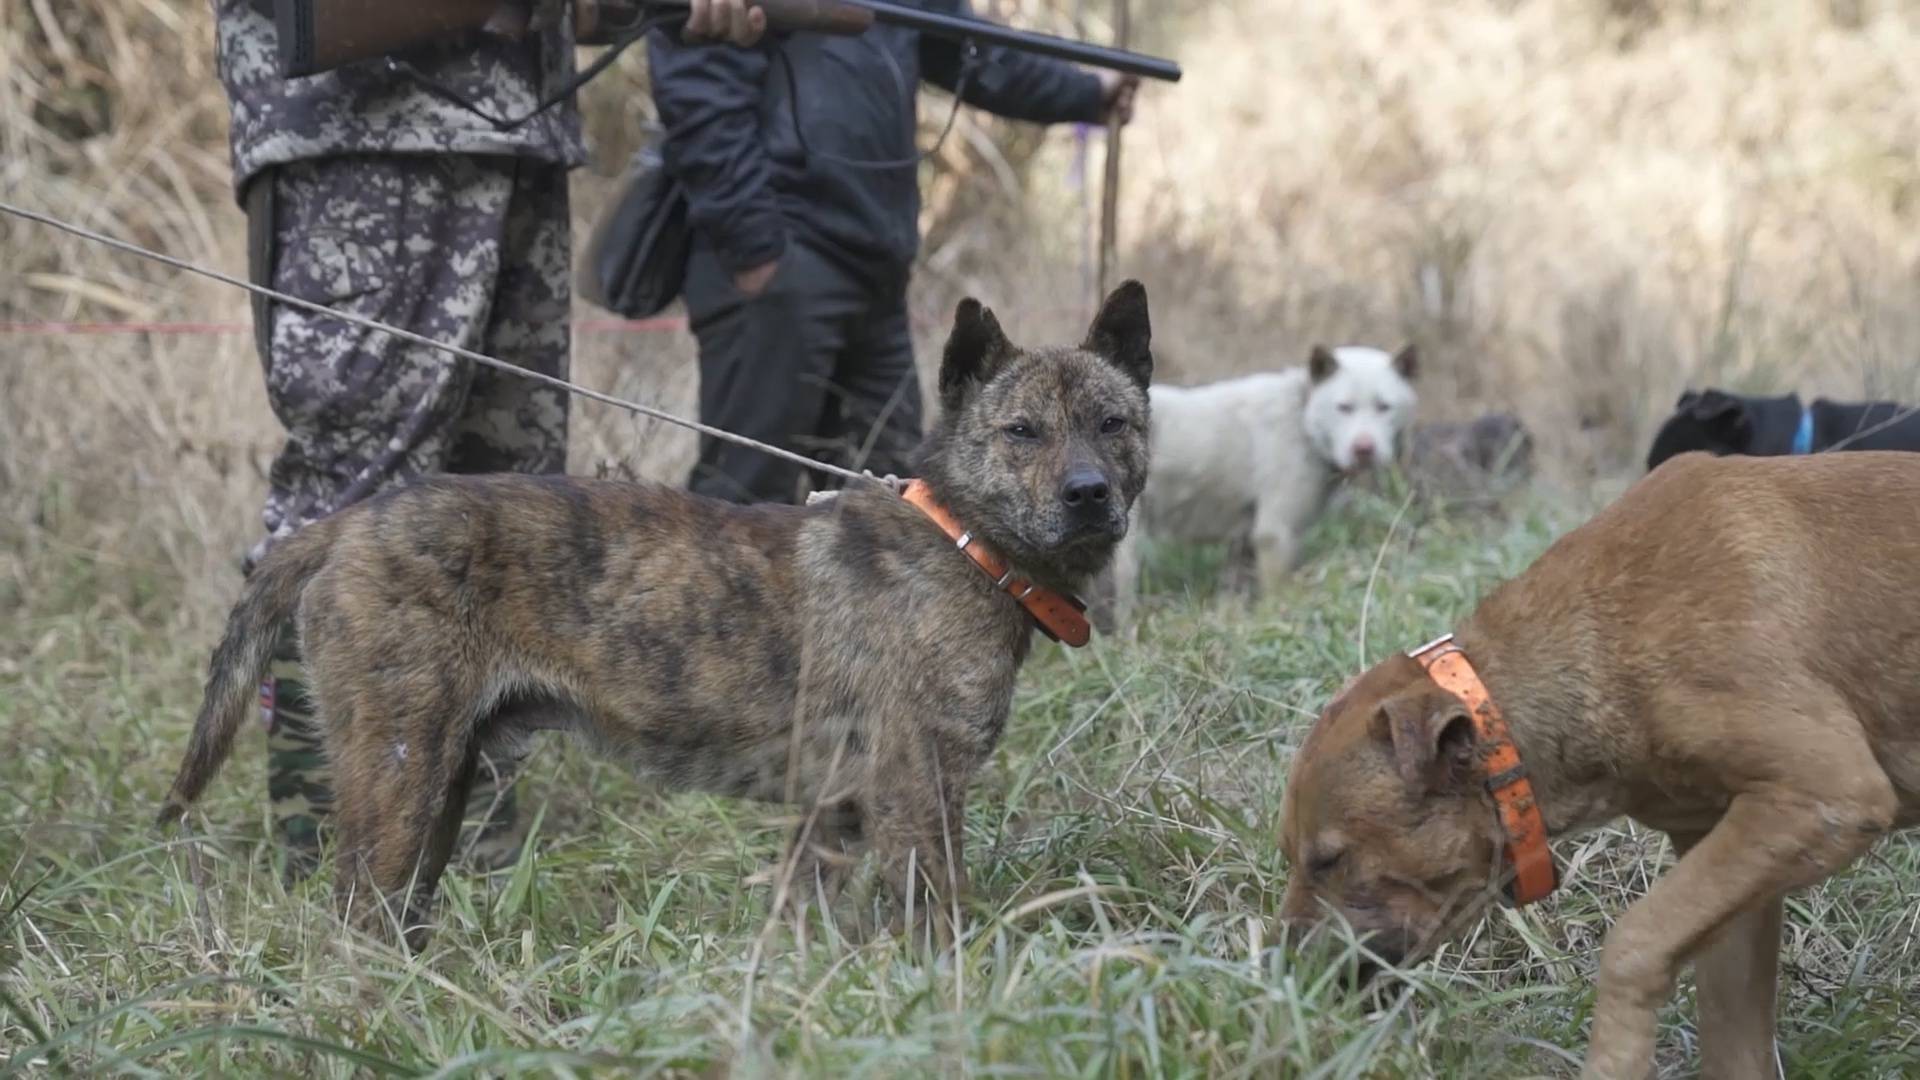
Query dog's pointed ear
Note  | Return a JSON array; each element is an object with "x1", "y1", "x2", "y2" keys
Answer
[
  {"x1": 939, "y1": 298, "x2": 1016, "y2": 412},
  {"x1": 1393, "y1": 344, "x2": 1419, "y2": 381},
  {"x1": 1372, "y1": 686, "x2": 1476, "y2": 793},
  {"x1": 1674, "y1": 389, "x2": 1700, "y2": 410},
  {"x1": 1083, "y1": 280, "x2": 1153, "y2": 392},
  {"x1": 1309, "y1": 345, "x2": 1339, "y2": 384}
]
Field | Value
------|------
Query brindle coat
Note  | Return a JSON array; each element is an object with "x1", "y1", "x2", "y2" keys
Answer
[{"x1": 159, "y1": 283, "x2": 1155, "y2": 950}]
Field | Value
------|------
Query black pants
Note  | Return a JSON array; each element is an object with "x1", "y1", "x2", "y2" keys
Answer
[{"x1": 681, "y1": 238, "x2": 924, "y2": 504}]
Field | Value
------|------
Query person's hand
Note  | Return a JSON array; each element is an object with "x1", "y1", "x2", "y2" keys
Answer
[
  {"x1": 733, "y1": 258, "x2": 780, "y2": 297},
  {"x1": 1096, "y1": 70, "x2": 1140, "y2": 126},
  {"x1": 685, "y1": 0, "x2": 768, "y2": 47}
]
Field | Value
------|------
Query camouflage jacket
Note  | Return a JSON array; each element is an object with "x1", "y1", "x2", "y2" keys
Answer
[{"x1": 212, "y1": 0, "x2": 588, "y2": 200}]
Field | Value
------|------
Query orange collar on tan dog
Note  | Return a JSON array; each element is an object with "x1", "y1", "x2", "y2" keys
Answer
[
  {"x1": 1410, "y1": 634, "x2": 1558, "y2": 906},
  {"x1": 901, "y1": 479, "x2": 1091, "y2": 648}
]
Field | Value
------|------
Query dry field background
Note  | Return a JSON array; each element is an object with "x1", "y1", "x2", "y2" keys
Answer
[{"x1": 4, "y1": 0, "x2": 1920, "y2": 1075}]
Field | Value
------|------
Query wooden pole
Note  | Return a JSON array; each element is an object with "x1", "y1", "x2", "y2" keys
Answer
[
  {"x1": 1075, "y1": 0, "x2": 1095, "y2": 315},
  {"x1": 1096, "y1": 0, "x2": 1128, "y2": 302}
]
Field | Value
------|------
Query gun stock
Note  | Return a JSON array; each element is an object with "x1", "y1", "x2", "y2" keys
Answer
[
  {"x1": 274, "y1": 0, "x2": 504, "y2": 78},
  {"x1": 753, "y1": 0, "x2": 874, "y2": 35}
]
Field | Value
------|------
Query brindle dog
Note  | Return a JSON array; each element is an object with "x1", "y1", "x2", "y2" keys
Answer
[{"x1": 158, "y1": 283, "x2": 1156, "y2": 950}]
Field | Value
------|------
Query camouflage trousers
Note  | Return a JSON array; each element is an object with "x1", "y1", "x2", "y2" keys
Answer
[{"x1": 244, "y1": 152, "x2": 572, "y2": 876}]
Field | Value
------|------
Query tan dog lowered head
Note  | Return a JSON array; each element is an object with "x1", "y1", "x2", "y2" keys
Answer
[{"x1": 1279, "y1": 450, "x2": 1920, "y2": 1079}]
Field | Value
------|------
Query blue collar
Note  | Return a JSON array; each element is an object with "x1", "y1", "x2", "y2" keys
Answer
[{"x1": 1791, "y1": 405, "x2": 1815, "y2": 455}]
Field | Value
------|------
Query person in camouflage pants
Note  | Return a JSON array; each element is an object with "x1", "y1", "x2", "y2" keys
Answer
[{"x1": 215, "y1": 0, "x2": 585, "y2": 878}]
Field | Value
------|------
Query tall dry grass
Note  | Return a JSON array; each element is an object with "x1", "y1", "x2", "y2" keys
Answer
[{"x1": 1072, "y1": 0, "x2": 1920, "y2": 475}]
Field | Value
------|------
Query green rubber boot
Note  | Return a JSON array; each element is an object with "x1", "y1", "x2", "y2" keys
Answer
[{"x1": 263, "y1": 619, "x2": 330, "y2": 883}]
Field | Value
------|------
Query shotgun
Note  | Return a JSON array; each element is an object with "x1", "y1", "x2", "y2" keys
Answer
[{"x1": 265, "y1": 0, "x2": 1181, "y2": 83}]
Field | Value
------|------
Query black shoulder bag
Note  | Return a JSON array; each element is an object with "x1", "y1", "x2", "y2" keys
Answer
[{"x1": 577, "y1": 133, "x2": 692, "y2": 319}]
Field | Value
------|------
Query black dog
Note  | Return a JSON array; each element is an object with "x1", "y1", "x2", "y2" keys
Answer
[{"x1": 1646, "y1": 388, "x2": 1920, "y2": 471}]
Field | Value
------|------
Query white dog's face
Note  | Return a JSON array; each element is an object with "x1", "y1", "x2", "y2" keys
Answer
[{"x1": 1302, "y1": 345, "x2": 1420, "y2": 473}]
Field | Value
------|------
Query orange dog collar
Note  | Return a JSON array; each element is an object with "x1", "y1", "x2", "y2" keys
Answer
[
  {"x1": 900, "y1": 479, "x2": 1092, "y2": 648},
  {"x1": 1409, "y1": 634, "x2": 1558, "y2": 906}
]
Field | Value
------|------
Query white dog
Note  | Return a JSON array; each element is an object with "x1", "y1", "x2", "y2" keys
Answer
[{"x1": 1100, "y1": 344, "x2": 1418, "y2": 628}]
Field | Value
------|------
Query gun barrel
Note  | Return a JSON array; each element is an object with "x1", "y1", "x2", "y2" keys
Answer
[{"x1": 852, "y1": 0, "x2": 1179, "y2": 83}]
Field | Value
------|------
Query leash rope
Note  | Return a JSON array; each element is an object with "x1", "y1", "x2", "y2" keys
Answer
[{"x1": 0, "y1": 200, "x2": 872, "y2": 485}]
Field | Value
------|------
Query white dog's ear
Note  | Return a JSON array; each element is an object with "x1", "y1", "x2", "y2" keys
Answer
[
  {"x1": 1309, "y1": 345, "x2": 1338, "y2": 383},
  {"x1": 1393, "y1": 344, "x2": 1418, "y2": 381}
]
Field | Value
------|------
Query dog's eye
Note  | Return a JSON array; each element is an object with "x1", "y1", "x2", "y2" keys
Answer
[
  {"x1": 1004, "y1": 421, "x2": 1038, "y2": 441},
  {"x1": 1374, "y1": 400, "x2": 1390, "y2": 414},
  {"x1": 1100, "y1": 416, "x2": 1126, "y2": 435},
  {"x1": 1337, "y1": 403, "x2": 1356, "y2": 415},
  {"x1": 1308, "y1": 849, "x2": 1345, "y2": 877}
]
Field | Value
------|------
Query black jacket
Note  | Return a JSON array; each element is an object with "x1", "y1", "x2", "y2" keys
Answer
[{"x1": 647, "y1": 1, "x2": 1106, "y2": 287}]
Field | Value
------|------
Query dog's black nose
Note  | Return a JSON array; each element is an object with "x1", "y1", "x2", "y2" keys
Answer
[{"x1": 1060, "y1": 469, "x2": 1111, "y2": 511}]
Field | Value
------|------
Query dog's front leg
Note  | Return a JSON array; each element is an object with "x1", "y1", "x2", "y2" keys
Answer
[
  {"x1": 1248, "y1": 525, "x2": 1300, "y2": 596},
  {"x1": 772, "y1": 797, "x2": 867, "y2": 923},
  {"x1": 1672, "y1": 830, "x2": 1785, "y2": 1080},
  {"x1": 1584, "y1": 776, "x2": 1894, "y2": 1080},
  {"x1": 866, "y1": 728, "x2": 975, "y2": 953}
]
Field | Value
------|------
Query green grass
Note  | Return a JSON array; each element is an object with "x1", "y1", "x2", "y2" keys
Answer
[{"x1": 4, "y1": 484, "x2": 1917, "y2": 1078}]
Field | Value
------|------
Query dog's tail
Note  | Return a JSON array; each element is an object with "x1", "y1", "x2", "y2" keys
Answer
[{"x1": 155, "y1": 518, "x2": 340, "y2": 828}]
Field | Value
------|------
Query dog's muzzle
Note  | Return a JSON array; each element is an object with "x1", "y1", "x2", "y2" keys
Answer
[
  {"x1": 1061, "y1": 508, "x2": 1128, "y2": 544},
  {"x1": 1282, "y1": 917, "x2": 1414, "y2": 986}
]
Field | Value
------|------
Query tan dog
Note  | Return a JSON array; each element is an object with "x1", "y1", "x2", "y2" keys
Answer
[{"x1": 1279, "y1": 450, "x2": 1920, "y2": 1079}]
